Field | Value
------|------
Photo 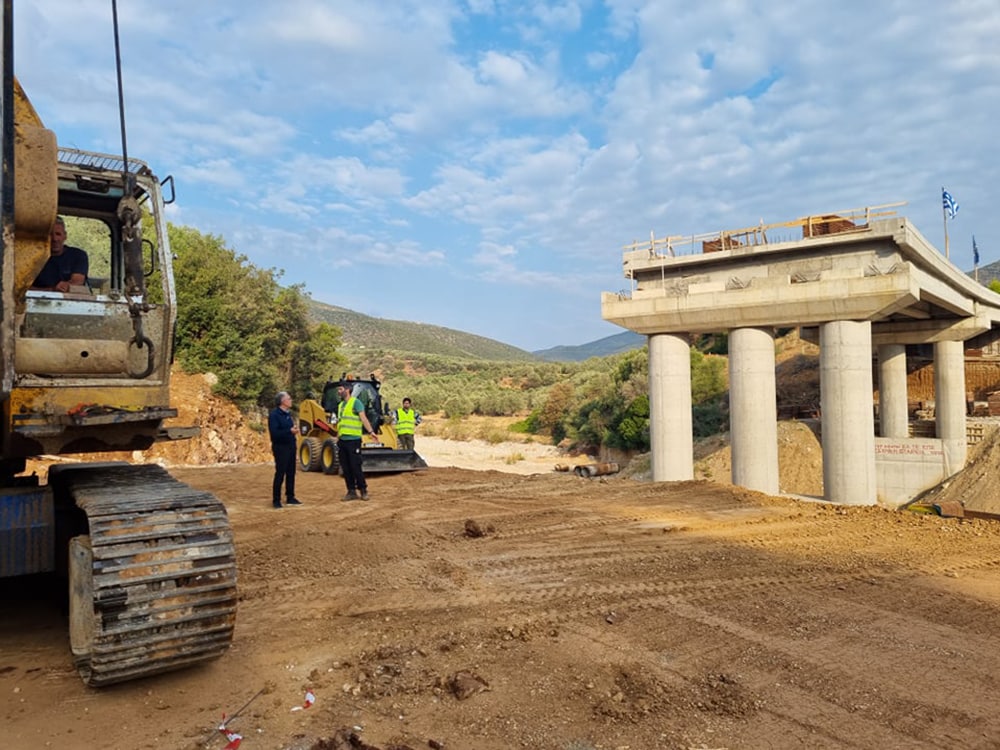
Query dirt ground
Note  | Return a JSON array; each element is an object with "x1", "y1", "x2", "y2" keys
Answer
[{"x1": 3, "y1": 372, "x2": 1000, "y2": 750}]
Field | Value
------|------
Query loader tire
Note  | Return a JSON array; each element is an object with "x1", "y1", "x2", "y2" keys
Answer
[
  {"x1": 321, "y1": 438, "x2": 340, "y2": 475},
  {"x1": 298, "y1": 437, "x2": 322, "y2": 472}
]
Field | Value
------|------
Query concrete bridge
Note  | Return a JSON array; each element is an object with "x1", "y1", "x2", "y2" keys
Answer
[{"x1": 602, "y1": 205, "x2": 1000, "y2": 506}]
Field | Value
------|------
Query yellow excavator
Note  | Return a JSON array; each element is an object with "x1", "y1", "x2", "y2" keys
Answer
[
  {"x1": 0, "y1": 6, "x2": 236, "y2": 685},
  {"x1": 297, "y1": 375, "x2": 427, "y2": 475}
]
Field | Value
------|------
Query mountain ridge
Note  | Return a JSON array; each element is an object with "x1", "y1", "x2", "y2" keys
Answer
[
  {"x1": 533, "y1": 330, "x2": 646, "y2": 361},
  {"x1": 308, "y1": 299, "x2": 645, "y2": 362}
]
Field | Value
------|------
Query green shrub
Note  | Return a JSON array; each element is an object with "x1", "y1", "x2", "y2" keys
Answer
[
  {"x1": 508, "y1": 419, "x2": 532, "y2": 434},
  {"x1": 693, "y1": 396, "x2": 728, "y2": 438}
]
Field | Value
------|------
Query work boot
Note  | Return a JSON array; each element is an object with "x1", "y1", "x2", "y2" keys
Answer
[
  {"x1": 341, "y1": 491, "x2": 359, "y2": 501},
  {"x1": 286, "y1": 498, "x2": 302, "y2": 505},
  {"x1": 360, "y1": 491, "x2": 370, "y2": 501}
]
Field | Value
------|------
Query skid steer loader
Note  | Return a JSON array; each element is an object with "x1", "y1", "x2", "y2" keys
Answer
[{"x1": 296, "y1": 375, "x2": 427, "y2": 475}]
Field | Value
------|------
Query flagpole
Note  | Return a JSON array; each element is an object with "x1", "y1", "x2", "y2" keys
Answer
[
  {"x1": 942, "y1": 186, "x2": 950, "y2": 259},
  {"x1": 974, "y1": 235, "x2": 980, "y2": 283}
]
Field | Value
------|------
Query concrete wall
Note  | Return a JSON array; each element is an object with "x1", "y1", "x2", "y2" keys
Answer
[{"x1": 874, "y1": 437, "x2": 947, "y2": 507}]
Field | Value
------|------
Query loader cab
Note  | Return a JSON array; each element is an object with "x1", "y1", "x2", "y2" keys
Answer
[{"x1": 320, "y1": 376, "x2": 388, "y2": 432}]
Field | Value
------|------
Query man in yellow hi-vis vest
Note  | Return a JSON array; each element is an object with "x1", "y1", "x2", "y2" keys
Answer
[
  {"x1": 335, "y1": 381, "x2": 378, "y2": 501},
  {"x1": 394, "y1": 397, "x2": 421, "y2": 451}
]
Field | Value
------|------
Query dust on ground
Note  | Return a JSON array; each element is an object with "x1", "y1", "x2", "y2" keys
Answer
[{"x1": 4, "y1": 368, "x2": 1000, "y2": 750}]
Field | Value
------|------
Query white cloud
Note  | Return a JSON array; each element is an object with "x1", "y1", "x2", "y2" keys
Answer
[
  {"x1": 177, "y1": 159, "x2": 246, "y2": 190},
  {"x1": 531, "y1": 2, "x2": 584, "y2": 32}
]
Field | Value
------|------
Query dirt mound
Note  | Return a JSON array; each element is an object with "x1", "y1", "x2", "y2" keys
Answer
[
  {"x1": 151, "y1": 369, "x2": 272, "y2": 465},
  {"x1": 774, "y1": 329, "x2": 820, "y2": 417},
  {"x1": 671, "y1": 420, "x2": 823, "y2": 496},
  {"x1": 919, "y1": 423, "x2": 1000, "y2": 516}
]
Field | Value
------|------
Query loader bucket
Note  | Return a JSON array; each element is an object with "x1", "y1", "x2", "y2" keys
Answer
[{"x1": 361, "y1": 447, "x2": 428, "y2": 474}]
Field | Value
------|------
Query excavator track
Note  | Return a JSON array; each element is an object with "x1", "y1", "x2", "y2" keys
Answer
[{"x1": 53, "y1": 464, "x2": 237, "y2": 687}]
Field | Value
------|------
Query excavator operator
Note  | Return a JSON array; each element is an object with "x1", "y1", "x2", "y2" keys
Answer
[{"x1": 31, "y1": 216, "x2": 89, "y2": 292}]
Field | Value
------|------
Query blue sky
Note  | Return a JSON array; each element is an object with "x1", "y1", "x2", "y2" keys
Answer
[{"x1": 15, "y1": 0, "x2": 1000, "y2": 352}]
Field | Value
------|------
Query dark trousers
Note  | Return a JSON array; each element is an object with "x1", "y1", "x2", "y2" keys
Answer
[
  {"x1": 337, "y1": 438, "x2": 366, "y2": 492},
  {"x1": 272, "y1": 445, "x2": 296, "y2": 503}
]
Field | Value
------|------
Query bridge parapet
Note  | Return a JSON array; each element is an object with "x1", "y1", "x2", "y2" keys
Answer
[
  {"x1": 606, "y1": 209, "x2": 1000, "y2": 343},
  {"x1": 621, "y1": 202, "x2": 905, "y2": 262}
]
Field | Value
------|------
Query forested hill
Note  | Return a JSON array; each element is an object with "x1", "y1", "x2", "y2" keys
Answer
[
  {"x1": 307, "y1": 300, "x2": 648, "y2": 362},
  {"x1": 307, "y1": 300, "x2": 535, "y2": 361}
]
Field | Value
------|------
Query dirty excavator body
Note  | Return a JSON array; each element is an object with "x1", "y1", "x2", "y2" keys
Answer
[
  {"x1": 297, "y1": 375, "x2": 427, "y2": 475},
  {"x1": 0, "y1": 9, "x2": 236, "y2": 686}
]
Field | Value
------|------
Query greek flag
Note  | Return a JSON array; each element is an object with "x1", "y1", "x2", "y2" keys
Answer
[
  {"x1": 942, "y1": 189, "x2": 959, "y2": 219},
  {"x1": 974, "y1": 235, "x2": 980, "y2": 265}
]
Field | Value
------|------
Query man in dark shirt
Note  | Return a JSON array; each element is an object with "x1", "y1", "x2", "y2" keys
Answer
[
  {"x1": 31, "y1": 216, "x2": 89, "y2": 292},
  {"x1": 268, "y1": 391, "x2": 302, "y2": 508}
]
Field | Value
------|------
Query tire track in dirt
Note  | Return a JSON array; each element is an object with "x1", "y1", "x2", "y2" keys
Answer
[
  {"x1": 559, "y1": 589, "x2": 999, "y2": 749},
  {"x1": 558, "y1": 619, "x2": 952, "y2": 750},
  {"x1": 128, "y1": 464, "x2": 1000, "y2": 750}
]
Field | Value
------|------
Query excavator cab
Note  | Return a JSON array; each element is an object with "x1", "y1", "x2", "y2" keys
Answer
[{"x1": 11, "y1": 148, "x2": 178, "y2": 459}]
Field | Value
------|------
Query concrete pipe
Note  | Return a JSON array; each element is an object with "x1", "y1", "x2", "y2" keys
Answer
[{"x1": 573, "y1": 462, "x2": 620, "y2": 478}]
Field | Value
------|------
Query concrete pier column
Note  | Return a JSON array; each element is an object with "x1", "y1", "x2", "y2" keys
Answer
[
  {"x1": 877, "y1": 343, "x2": 909, "y2": 438},
  {"x1": 934, "y1": 339, "x2": 967, "y2": 475},
  {"x1": 819, "y1": 320, "x2": 876, "y2": 505},
  {"x1": 648, "y1": 333, "x2": 693, "y2": 482},
  {"x1": 729, "y1": 327, "x2": 779, "y2": 494}
]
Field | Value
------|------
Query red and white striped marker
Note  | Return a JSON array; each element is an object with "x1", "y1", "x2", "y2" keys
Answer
[
  {"x1": 291, "y1": 690, "x2": 316, "y2": 711},
  {"x1": 218, "y1": 719, "x2": 243, "y2": 750}
]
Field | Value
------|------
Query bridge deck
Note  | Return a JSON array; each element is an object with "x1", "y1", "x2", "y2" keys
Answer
[{"x1": 604, "y1": 214, "x2": 1000, "y2": 346}]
